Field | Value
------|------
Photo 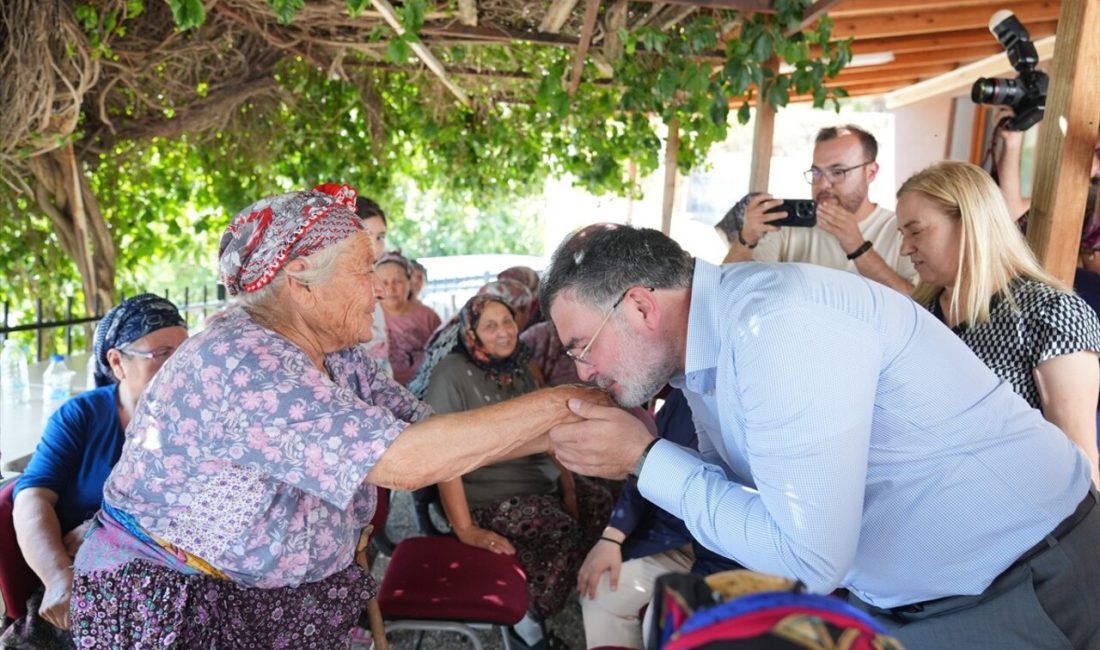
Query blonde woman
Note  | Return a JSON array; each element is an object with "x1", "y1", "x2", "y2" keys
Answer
[{"x1": 898, "y1": 161, "x2": 1100, "y2": 486}]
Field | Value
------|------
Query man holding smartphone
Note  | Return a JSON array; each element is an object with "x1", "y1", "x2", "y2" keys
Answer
[{"x1": 724, "y1": 125, "x2": 917, "y2": 295}]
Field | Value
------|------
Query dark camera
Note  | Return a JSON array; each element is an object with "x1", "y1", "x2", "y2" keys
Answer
[
  {"x1": 765, "y1": 199, "x2": 816, "y2": 228},
  {"x1": 970, "y1": 10, "x2": 1047, "y2": 131}
]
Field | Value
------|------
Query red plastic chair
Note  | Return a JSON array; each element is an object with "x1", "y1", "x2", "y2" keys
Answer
[
  {"x1": 371, "y1": 487, "x2": 530, "y2": 650},
  {"x1": 0, "y1": 478, "x2": 41, "y2": 622}
]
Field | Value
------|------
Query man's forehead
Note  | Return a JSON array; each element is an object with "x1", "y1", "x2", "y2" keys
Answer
[
  {"x1": 813, "y1": 134, "x2": 864, "y2": 165},
  {"x1": 549, "y1": 290, "x2": 601, "y2": 328}
]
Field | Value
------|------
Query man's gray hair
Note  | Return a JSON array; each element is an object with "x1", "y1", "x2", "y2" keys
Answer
[{"x1": 540, "y1": 223, "x2": 694, "y2": 315}]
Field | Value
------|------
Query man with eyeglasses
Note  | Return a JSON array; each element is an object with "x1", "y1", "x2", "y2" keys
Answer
[
  {"x1": 726, "y1": 125, "x2": 917, "y2": 295},
  {"x1": 541, "y1": 223, "x2": 1097, "y2": 649}
]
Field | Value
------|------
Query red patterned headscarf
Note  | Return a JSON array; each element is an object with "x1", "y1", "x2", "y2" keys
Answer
[{"x1": 218, "y1": 186, "x2": 362, "y2": 295}]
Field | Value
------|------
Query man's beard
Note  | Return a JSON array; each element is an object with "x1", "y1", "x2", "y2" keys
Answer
[
  {"x1": 816, "y1": 186, "x2": 866, "y2": 214},
  {"x1": 600, "y1": 330, "x2": 678, "y2": 408}
]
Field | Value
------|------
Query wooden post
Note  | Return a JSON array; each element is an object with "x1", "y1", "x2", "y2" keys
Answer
[
  {"x1": 749, "y1": 59, "x2": 778, "y2": 192},
  {"x1": 1025, "y1": 0, "x2": 1100, "y2": 283},
  {"x1": 626, "y1": 159, "x2": 638, "y2": 225},
  {"x1": 661, "y1": 118, "x2": 680, "y2": 236}
]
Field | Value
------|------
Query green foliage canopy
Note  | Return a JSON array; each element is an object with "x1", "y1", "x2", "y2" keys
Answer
[{"x1": 1, "y1": 0, "x2": 850, "y2": 331}]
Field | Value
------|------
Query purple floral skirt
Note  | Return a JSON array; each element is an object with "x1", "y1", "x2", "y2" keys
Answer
[{"x1": 70, "y1": 560, "x2": 374, "y2": 649}]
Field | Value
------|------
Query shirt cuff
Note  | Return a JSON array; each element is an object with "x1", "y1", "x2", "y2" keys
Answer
[{"x1": 637, "y1": 439, "x2": 702, "y2": 517}]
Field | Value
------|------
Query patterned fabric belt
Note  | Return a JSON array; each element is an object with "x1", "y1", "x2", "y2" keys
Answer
[{"x1": 101, "y1": 502, "x2": 229, "y2": 580}]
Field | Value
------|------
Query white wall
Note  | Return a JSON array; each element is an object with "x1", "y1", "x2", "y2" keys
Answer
[{"x1": 892, "y1": 94, "x2": 958, "y2": 187}]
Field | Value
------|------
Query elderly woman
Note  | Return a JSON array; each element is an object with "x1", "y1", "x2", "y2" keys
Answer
[
  {"x1": 5, "y1": 295, "x2": 186, "y2": 647},
  {"x1": 376, "y1": 251, "x2": 441, "y2": 385},
  {"x1": 408, "y1": 278, "x2": 537, "y2": 398},
  {"x1": 898, "y1": 161, "x2": 1100, "y2": 486},
  {"x1": 67, "y1": 188, "x2": 603, "y2": 648},
  {"x1": 425, "y1": 294, "x2": 613, "y2": 648}
]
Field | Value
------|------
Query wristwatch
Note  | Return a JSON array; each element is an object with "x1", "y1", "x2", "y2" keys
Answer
[{"x1": 631, "y1": 438, "x2": 661, "y2": 478}]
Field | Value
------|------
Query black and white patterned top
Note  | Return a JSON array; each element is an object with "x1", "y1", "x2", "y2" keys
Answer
[{"x1": 927, "y1": 278, "x2": 1100, "y2": 409}]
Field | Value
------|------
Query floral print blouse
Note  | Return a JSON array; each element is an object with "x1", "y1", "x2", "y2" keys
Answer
[{"x1": 98, "y1": 307, "x2": 432, "y2": 588}]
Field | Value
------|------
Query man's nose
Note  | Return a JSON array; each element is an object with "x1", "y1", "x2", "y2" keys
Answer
[{"x1": 574, "y1": 362, "x2": 596, "y2": 383}]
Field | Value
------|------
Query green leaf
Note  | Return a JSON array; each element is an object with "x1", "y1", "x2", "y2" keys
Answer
[
  {"x1": 167, "y1": 0, "x2": 204, "y2": 29},
  {"x1": 753, "y1": 31, "x2": 773, "y2": 61},
  {"x1": 267, "y1": 0, "x2": 304, "y2": 25},
  {"x1": 346, "y1": 0, "x2": 370, "y2": 16},
  {"x1": 737, "y1": 102, "x2": 751, "y2": 125},
  {"x1": 400, "y1": 0, "x2": 427, "y2": 34},
  {"x1": 386, "y1": 37, "x2": 411, "y2": 63}
]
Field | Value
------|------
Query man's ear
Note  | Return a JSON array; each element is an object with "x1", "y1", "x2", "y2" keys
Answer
[
  {"x1": 866, "y1": 161, "x2": 880, "y2": 184},
  {"x1": 625, "y1": 287, "x2": 661, "y2": 333}
]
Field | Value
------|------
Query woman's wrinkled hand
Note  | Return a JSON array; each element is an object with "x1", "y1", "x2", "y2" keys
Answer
[
  {"x1": 455, "y1": 525, "x2": 516, "y2": 555},
  {"x1": 62, "y1": 519, "x2": 92, "y2": 557},
  {"x1": 39, "y1": 570, "x2": 73, "y2": 630}
]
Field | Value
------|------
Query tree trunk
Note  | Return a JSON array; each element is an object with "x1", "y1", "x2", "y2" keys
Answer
[{"x1": 26, "y1": 142, "x2": 116, "y2": 317}]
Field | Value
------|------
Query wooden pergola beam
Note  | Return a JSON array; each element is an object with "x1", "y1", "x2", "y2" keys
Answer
[
  {"x1": 540, "y1": 0, "x2": 581, "y2": 33},
  {"x1": 830, "y1": 1, "x2": 1061, "y2": 40},
  {"x1": 631, "y1": 0, "x2": 774, "y2": 12},
  {"x1": 569, "y1": 0, "x2": 602, "y2": 96},
  {"x1": 418, "y1": 23, "x2": 580, "y2": 47},
  {"x1": 830, "y1": 0, "x2": 1058, "y2": 18},
  {"x1": 370, "y1": 0, "x2": 470, "y2": 107},
  {"x1": 845, "y1": 21, "x2": 1058, "y2": 56},
  {"x1": 1026, "y1": 0, "x2": 1100, "y2": 283},
  {"x1": 828, "y1": 63, "x2": 956, "y2": 86}
]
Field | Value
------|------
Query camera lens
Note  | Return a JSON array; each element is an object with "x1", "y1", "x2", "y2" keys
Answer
[{"x1": 971, "y1": 77, "x2": 1025, "y2": 107}]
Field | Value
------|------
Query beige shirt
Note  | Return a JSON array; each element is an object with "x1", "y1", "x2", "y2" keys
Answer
[{"x1": 752, "y1": 205, "x2": 918, "y2": 284}]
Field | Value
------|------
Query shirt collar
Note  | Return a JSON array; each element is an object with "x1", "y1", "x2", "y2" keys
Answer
[{"x1": 683, "y1": 258, "x2": 723, "y2": 378}]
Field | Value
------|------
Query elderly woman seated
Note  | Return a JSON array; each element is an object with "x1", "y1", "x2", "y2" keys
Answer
[
  {"x1": 66, "y1": 187, "x2": 604, "y2": 648},
  {"x1": 376, "y1": 251, "x2": 441, "y2": 385},
  {"x1": 5, "y1": 295, "x2": 187, "y2": 648},
  {"x1": 424, "y1": 294, "x2": 613, "y2": 649}
]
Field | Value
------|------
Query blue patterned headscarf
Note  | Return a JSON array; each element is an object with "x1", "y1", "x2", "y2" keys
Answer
[{"x1": 93, "y1": 293, "x2": 186, "y2": 387}]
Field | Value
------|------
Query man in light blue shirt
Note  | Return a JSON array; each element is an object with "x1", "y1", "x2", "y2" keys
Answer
[{"x1": 542, "y1": 224, "x2": 1098, "y2": 649}]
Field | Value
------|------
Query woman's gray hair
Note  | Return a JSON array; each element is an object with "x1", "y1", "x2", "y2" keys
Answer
[
  {"x1": 235, "y1": 234, "x2": 363, "y2": 310},
  {"x1": 540, "y1": 223, "x2": 694, "y2": 315}
]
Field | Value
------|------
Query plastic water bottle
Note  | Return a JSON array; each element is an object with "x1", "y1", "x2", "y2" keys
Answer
[
  {"x1": 0, "y1": 339, "x2": 31, "y2": 405},
  {"x1": 42, "y1": 354, "x2": 74, "y2": 417},
  {"x1": 85, "y1": 353, "x2": 98, "y2": 391}
]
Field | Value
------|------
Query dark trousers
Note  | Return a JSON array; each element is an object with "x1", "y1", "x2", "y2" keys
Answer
[{"x1": 850, "y1": 490, "x2": 1099, "y2": 650}]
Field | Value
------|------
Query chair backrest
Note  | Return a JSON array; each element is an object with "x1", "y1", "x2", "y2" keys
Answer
[{"x1": 0, "y1": 479, "x2": 41, "y2": 621}]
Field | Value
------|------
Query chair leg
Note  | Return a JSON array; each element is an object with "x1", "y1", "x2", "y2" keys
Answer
[{"x1": 498, "y1": 624, "x2": 517, "y2": 650}]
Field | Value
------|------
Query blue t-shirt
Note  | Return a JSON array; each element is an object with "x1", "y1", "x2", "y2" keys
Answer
[{"x1": 14, "y1": 384, "x2": 124, "y2": 533}]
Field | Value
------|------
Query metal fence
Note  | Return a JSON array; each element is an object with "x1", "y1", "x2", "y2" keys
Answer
[
  {"x1": 1, "y1": 273, "x2": 508, "y2": 362},
  {"x1": 1, "y1": 285, "x2": 229, "y2": 362}
]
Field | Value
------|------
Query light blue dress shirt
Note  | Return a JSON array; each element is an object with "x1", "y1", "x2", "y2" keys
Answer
[{"x1": 639, "y1": 259, "x2": 1091, "y2": 608}]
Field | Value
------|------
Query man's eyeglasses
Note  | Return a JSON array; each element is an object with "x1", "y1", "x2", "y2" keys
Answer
[
  {"x1": 119, "y1": 346, "x2": 177, "y2": 362},
  {"x1": 803, "y1": 161, "x2": 874, "y2": 184},
  {"x1": 565, "y1": 287, "x2": 652, "y2": 366}
]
